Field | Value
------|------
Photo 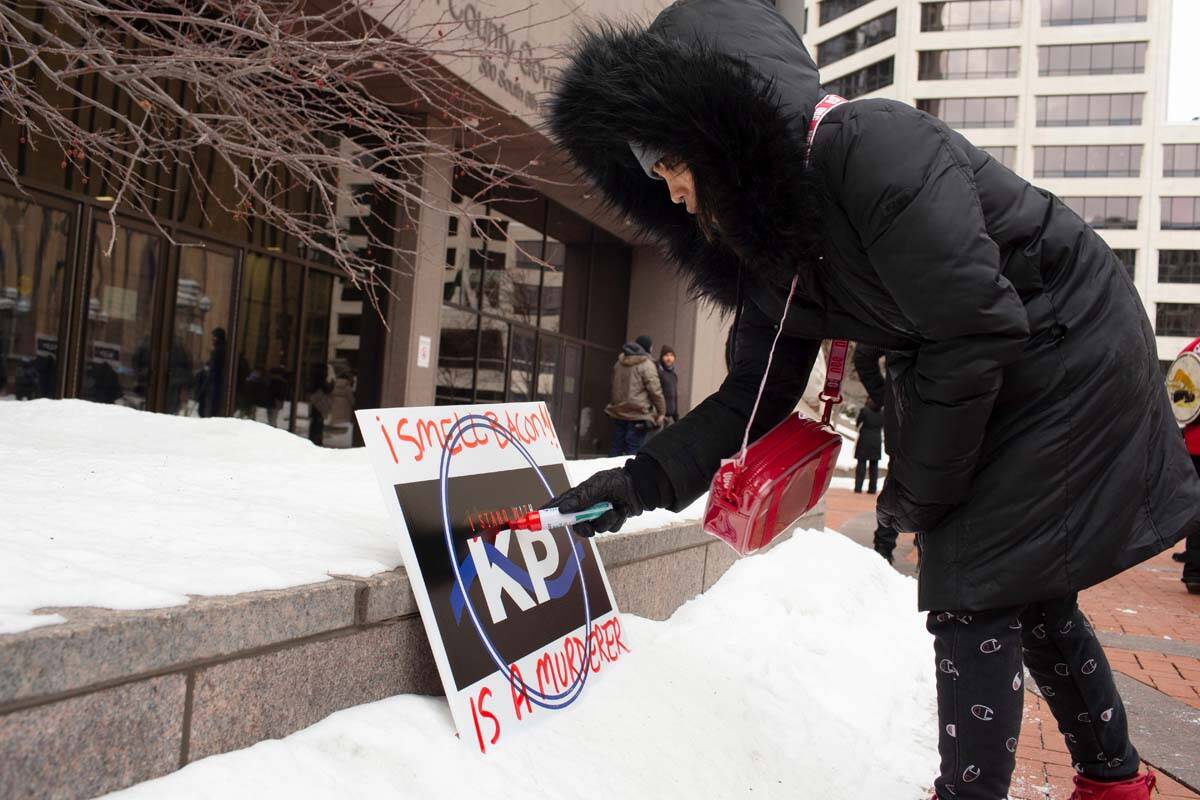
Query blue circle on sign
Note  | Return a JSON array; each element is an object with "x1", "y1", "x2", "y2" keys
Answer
[{"x1": 438, "y1": 413, "x2": 593, "y2": 710}]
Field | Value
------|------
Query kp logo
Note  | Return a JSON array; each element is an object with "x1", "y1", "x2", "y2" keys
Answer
[{"x1": 451, "y1": 529, "x2": 587, "y2": 624}]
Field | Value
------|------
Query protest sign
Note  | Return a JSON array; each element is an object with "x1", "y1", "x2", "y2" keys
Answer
[{"x1": 355, "y1": 402, "x2": 628, "y2": 753}]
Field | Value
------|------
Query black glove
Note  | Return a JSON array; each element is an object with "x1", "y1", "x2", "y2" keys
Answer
[
  {"x1": 877, "y1": 476, "x2": 954, "y2": 535},
  {"x1": 544, "y1": 468, "x2": 644, "y2": 538}
]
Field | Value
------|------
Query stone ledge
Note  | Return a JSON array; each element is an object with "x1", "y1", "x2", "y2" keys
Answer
[
  {"x1": 0, "y1": 509, "x2": 823, "y2": 800},
  {"x1": 0, "y1": 674, "x2": 186, "y2": 800},
  {"x1": 0, "y1": 507, "x2": 824, "y2": 712},
  {"x1": 0, "y1": 579, "x2": 359, "y2": 709}
]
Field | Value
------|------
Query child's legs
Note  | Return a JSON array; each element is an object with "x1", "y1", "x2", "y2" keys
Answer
[
  {"x1": 927, "y1": 607, "x2": 1026, "y2": 800},
  {"x1": 1018, "y1": 594, "x2": 1139, "y2": 780}
]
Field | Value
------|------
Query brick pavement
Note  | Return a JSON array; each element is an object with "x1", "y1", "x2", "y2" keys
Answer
[{"x1": 822, "y1": 488, "x2": 1200, "y2": 799}]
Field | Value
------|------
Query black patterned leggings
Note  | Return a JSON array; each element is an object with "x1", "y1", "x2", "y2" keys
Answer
[{"x1": 929, "y1": 594, "x2": 1139, "y2": 800}]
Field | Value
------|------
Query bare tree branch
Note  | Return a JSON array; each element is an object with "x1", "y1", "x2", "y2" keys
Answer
[{"x1": 0, "y1": 0, "x2": 560, "y2": 311}]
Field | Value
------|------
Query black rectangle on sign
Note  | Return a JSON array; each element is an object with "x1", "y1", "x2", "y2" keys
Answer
[{"x1": 394, "y1": 463, "x2": 613, "y2": 690}]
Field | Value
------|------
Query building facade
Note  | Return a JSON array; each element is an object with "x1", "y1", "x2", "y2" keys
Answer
[
  {"x1": 785, "y1": 0, "x2": 1200, "y2": 367},
  {"x1": 0, "y1": 0, "x2": 741, "y2": 457}
]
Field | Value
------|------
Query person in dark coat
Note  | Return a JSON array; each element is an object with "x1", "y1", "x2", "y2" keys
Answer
[
  {"x1": 854, "y1": 398, "x2": 883, "y2": 495},
  {"x1": 657, "y1": 345, "x2": 679, "y2": 424},
  {"x1": 854, "y1": 343, "x2": 902, "y2": 563},
  {"x1": 546, "y1": 2, "x2": 1198, "y2": 798}
]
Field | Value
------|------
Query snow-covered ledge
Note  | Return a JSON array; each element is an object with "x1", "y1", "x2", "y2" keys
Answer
[
  {"x1": 0, "y1": 513, "x2": 822, "y2": 800},
  {"x1": 0, "y1": 403, "x2": 823, "y2": 800}
]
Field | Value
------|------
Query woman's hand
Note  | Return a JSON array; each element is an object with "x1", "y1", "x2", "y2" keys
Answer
[
  {"x1": 544, "y1": 468, "x2": 645, "y2": 537},
  {"x1": 877, "y1": 477, "x2": 954, "y2": 534}
]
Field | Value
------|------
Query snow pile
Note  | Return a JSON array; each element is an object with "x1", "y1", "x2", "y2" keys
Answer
[
  {"x1": 104, "y1": 530, "x2": 938, "y2": 800},
  {"x1": 0, "y1": 401, "x2": 706, "y2": 634}
]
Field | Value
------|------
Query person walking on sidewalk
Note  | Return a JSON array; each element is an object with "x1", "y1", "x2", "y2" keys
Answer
[
  {"x1": 548, "y1": 2, "x2": 1198, "y2": 798},
  {"x1": 854, "y1": 344, "x2": 903, "y2": 565},
  {"x1": 854, "y1": 398, "x2": 883, "y2": 495},
  {"x1": 606, "y1": 334, "x2": 665, "y2": 456},
  {"x1": 657, "y1": 345, "x2": 680, "y2": 425}
]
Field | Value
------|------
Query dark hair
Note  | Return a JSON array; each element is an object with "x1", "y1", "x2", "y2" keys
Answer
[{"x1": 658, "y1": 155, "x2": 720, "y2": 240}]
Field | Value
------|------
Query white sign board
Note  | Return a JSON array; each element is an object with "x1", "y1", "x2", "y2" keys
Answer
[{"x1": 356, "y1": 402, "x2": 627, "y2": 753}]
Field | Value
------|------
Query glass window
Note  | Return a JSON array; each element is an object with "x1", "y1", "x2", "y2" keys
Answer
[
  {"x1": 81, "y1": 222, "x2": 163, "y2": 409},
  {"x1": 557, "y1": 342, "x2": 583, "y2": 458},
  {"x1": 544, "y1": 203, "x2": 591, "y2": 339},
  {"x1": 1112, "y1": 248, "x2": 1137, "y2": 279},
  {"x1": 235, "y1": 254, "x2": 300, "y2": 430},
  {"x1": 535, "y1": 335, "x2": 561, "y2": 412},
  {"x1": 920, "y1": 47, "x2": 1019, "y2": 80},
  {"x1": 816, "y1": 10, "x2": 896, "y2": 67},
  {"x1": 1038, "y1": 42, "x2": 1146, "y2": 75},
  {"x1": 435, "y1": 306, "x2": 478, "y2": 405},
  {"x1": 1156, "y1": 303, "x2": 1200, "y2": 338},
  {"x1": 981, "y1": 145, "x2": 1017, "y2": 170},
  {"x1": 507, "y1": 326, "x2": 536, "y2": 402},
  {"x1": 1033, "y1": 145, "x2": 1141, "y2": 177},
  {"x1": 823, "y1": 57, "x2": 894, "y2": 100},
  {"x1": 168, "y1": 246, "x2": 235, "y2": 417},
  {"x1": 0, "y1": 194, "x2": 72, "y2": 401},
  {"x1": 1162, "y1": 197, "x2": 1200, "y2": 230},
  {"x1": 1036, "y1": 93, "x2": 1143, "y2": 126},
  {"x1": 1061, "y1": 196, "x2": 1140, "y2": 229},
  {"x1": 918, "y1": 96, "x2": 1018, "y2": 129},
  {"x1": 819, "y1": 0, "x2": 873, "y2": 25},
  {"x1": 1165, "y1": 144, "x2": 1200, "y2": 177},
  {"x1": 293, "y1": 271, "x2": 358, "y2": 449},
  {"x1": 578, "y1": 345, "x2": 617, "y2": 457},
  {"x1": 586, "y1": 233, "x2": 632, "y2": 348},
  {"x1": 1159, "y1": 251, "x2": 1200, "y2": 284},
  {"x1": 1042, "y1": 0, "x2": 1147, "y2": 25},
  {"x1": 475, "y1": 316, "x2": 508, "y2": 403},
  {"x1": 921, "y1": 0, "x2": 1022, "y2": 31}
]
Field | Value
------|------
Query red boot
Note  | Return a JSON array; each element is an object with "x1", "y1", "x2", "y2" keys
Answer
[{"x1": 1070, "y1": 770, "x2": 1157, "y2": 799}]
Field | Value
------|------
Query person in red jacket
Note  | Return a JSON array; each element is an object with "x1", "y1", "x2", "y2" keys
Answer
[{"x1": 1166, "y1": 338, "x2": 1200, "y2": 594}]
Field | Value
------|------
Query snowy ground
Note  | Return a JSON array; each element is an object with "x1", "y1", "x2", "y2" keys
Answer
[
  {"x1": 0, "y1": 401, "x2": 704, "y2": 634},
  {"x1": 102, "y1": 530, "x2": 938, "y2": 800}
]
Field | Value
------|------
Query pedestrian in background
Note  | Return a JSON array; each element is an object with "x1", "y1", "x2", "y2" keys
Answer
[
  {"x1": 658, "y1": 345, "x2": 680, "y2": 424},
  {"x1": 854, "y1": 398, "x2": 883, "y2": 495},
  {"x1": 605, "y1": 334, "x2": 665, "y2": 456},
  {"x1": 855, "y1": 344, "x2": 901, "y2": 564}
]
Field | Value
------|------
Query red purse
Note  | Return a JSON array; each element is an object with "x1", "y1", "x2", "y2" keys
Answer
[
  {"x1": 703, "y1": 320, "x2": 849, "y2": 555},
  {"x1": 702, "y1": 94, "x2": 850, "y2": 556}
]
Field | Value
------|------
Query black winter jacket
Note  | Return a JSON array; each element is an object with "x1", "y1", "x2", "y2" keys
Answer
[{"x1": 548, "y1": 0, "x2": 1200, "y2": 611}]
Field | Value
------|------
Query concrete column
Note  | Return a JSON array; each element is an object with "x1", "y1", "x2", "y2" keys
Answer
[{"x1": 379, "y1": 127, "x2": 454, "y2": 407}]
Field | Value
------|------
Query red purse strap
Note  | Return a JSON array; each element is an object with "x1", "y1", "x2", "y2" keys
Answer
[{"x1": 735, "y1": 95, "x2": 850, "y2": 464}]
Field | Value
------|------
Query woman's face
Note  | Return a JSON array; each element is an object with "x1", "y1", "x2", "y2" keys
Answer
[{"x1": 653, "y1": 161, "x2": 697, "y2": 215}]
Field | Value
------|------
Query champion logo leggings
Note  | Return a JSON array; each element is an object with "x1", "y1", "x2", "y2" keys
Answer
[{"x1": 929, "y1": 594, "x2": 1139, "y2": 800}]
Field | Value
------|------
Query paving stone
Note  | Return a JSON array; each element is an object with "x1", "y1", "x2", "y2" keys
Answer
[
  {"x1": 1115, "y1": 672, "x2": 1200, "y2": 792},
  {"x1": 187, "y1": 617, "x2": 440, "y2": 761},
  {"x1": 1098, "y1": 632, "x2": 1200, "y2": 660},
  {"x1": 0, "y1": 675, "x2": 185, "y2": 800},
  {"x1": 0, "y1": 580, "x2": 358, "y2": 707},
  {"x1": 606, "y1": 546, "x2": 707, "y2": 621}
]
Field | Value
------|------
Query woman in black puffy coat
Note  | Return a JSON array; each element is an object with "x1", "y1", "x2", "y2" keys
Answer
[{"x1": 547, "y1": 2, "x2": 1199, "y2": 798}]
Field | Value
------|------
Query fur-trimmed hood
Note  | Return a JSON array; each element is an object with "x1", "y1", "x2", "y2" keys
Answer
[{"x1": 547, "y1": 0, "x2": 827, "y2": 309}]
